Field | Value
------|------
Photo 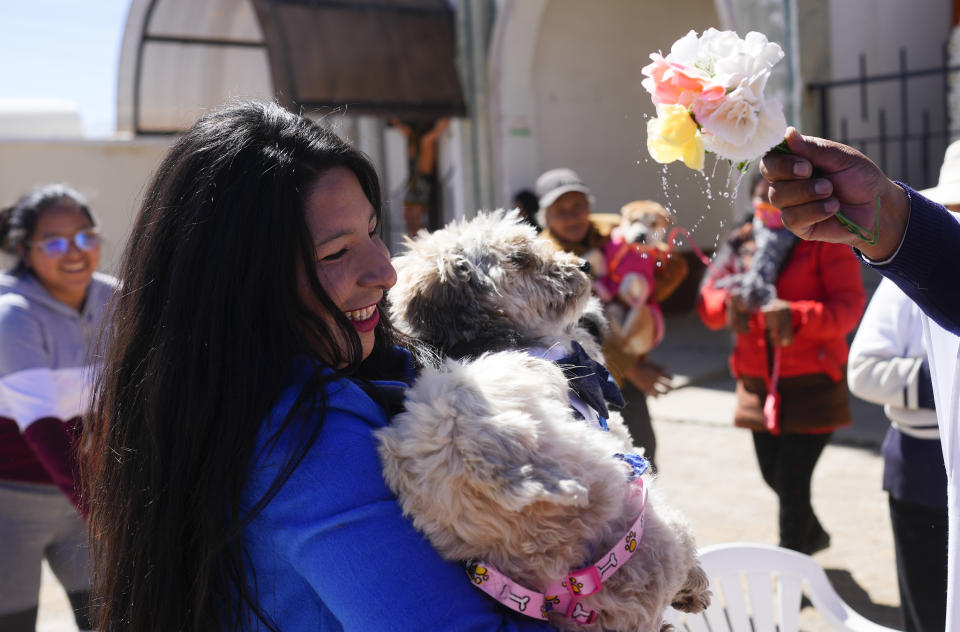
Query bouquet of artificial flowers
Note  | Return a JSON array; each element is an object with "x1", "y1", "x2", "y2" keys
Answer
[
  {"x1": 642, "y1": 28, "x2": 787, "y2": 170},
  {"x1": 643, "y1": 28, "x2": 878, "y2": 243}
]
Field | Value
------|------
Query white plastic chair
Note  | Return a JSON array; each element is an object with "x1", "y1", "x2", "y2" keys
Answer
[{"x1": 664, "y1": 543, "x2": 898, "y2": 632}]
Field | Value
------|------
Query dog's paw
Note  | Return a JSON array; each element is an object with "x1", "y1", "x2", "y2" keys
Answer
[
  {"x1": 670, "y1": 589, "x2": 711, "y2": 614},
  {"x1": 670, "y1": 559, "x2": 711, "y2": 613}
]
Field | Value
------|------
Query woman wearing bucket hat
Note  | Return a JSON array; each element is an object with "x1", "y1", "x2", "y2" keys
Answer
[
  {"x1": 536, "y1": 168, "x2": 688, "y2": 469},
  {"x1": 919, "y1": 139, "x2": 960, "y2": 210}
]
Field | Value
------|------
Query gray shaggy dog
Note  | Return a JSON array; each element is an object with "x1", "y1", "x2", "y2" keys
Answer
[{"x1": 377, "y1": 210, "x2": 709, "y2": 631}]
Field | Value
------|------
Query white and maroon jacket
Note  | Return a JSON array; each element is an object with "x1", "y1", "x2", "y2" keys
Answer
[{"x1": 0, "y1": 271, "x2": 115, "y2": 509}]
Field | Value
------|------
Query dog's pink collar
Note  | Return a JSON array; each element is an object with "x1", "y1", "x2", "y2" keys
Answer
[{"x1": 466, "y1": 478, "x2": 648, "y2": 625}]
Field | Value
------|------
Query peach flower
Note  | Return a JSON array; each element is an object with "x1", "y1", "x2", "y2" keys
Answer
[{"x1": 641, "y1": 53, "x2": 726, "y2": 108}]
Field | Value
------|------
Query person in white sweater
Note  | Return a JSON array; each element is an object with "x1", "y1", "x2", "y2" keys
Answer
[{"x1": 848, "y1": 278, "x2": 945, "y2": 632}]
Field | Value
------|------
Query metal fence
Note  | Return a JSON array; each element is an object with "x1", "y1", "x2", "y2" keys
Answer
[{"x1": 808, "y1": 45, "x2": 960, "y2": 189}]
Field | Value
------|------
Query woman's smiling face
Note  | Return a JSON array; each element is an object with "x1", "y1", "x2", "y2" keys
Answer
[
  {"x1": 23, "y1": 201, "x2": 100, "y2": 310},
  {"x1": 301, "y1": 167, "x2": 397, "y2": 362}
]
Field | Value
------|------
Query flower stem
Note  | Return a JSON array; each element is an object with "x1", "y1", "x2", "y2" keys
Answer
[{"x1": 769, "y1": 142, "x2": 879, "y2": 245}]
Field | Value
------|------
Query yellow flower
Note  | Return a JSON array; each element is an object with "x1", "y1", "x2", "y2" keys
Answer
[{"x1": 646, "y1": 104, "x2": 705, "y2": 170}]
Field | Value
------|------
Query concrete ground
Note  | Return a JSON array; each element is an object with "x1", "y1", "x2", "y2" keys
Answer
[
  {"x1": 653, "y1": 415, "x2": 899, "y2": 630},
  {"x1": 37, "y1": 311, "x2": 902, "y2": 631},
  {"x1": 646, "y1": 311, "x2": 901, "y2": 631}
]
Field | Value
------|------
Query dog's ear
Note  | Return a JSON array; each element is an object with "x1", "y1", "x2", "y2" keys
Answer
[
  {"x1": 402, "y1": 253, "x2": 517, "y2": 351},
  {"x1": 493, "y1": 437, "x2": 591, "y2": 511},
  {"x1": 402, "y1": 254, "x2": 484, "y2": 346}
]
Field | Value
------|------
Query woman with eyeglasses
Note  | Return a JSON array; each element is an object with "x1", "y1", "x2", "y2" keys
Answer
[
  {"x1": 83, "y1": 102, "x2": 556, "y2": 632},
  {"x1": 0, "y1": 184, "x2": 113, "y2": 632}
]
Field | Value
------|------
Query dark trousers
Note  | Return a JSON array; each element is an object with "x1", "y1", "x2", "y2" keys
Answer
[
  {"x1": 888, "y1": 497, "x2": 947, "y2": 632},
  {"x1": 620, "y1": 383, "x2": 656, "y2": 471},
  {"x1": 751, "y1": 431, "x2": 831, "y2": 551}
]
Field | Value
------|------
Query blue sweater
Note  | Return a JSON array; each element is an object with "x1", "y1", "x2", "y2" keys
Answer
[
  {"x1": 866, "y1": 184, "x2": 960, "y2": 335},
  {"x1": 242, "y1": 356, "x2": 556, "y2": 631},
  {"x1": 863, "y1": 185, "x2": 957, "y2": 508}
]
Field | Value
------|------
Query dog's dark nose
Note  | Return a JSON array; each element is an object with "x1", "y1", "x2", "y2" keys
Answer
[{"x1": 579, "y1": 260, "x2": 591, "y2": 275}]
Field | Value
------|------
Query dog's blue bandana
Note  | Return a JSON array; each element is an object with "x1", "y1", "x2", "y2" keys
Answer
[
  {"x1": 614, "y1": 453, "x2": 649, "y2": 479},
  {"x1": 556, "y1": 342, "x2": 626, "y2": 419}
]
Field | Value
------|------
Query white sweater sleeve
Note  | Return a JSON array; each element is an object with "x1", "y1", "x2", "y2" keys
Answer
[{"x1": 847, "y1": 279, "x2": 929, "y2": 410}]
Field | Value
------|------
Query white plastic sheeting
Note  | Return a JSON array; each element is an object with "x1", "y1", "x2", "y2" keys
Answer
[{"x1": 116, "y1": 0, "x2": 273, "y2": 134}]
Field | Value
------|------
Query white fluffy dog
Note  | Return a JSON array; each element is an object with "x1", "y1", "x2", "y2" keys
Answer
[{"x1": 377, "y1": 211, "x2": 709, "y2": 631}]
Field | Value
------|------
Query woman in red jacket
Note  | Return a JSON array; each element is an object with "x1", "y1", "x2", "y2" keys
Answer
[{"x1": 697, "y1": 174, "x2": 865, "y2": 554}]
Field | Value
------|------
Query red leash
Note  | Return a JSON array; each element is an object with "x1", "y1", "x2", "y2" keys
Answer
[
  {"x1": 665, "y1": 226, "x2": 712, "y2": 267},
  {"x1": 763, "y1": 346, "x2": 782, "y2": 435}
]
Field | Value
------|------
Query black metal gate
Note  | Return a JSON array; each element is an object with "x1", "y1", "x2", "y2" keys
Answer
[{"x1": 808, "y1": 45, "x2": 960, "y2": 189}]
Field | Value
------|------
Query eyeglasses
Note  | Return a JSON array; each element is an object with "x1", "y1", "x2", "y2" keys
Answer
[{"x1": 28, "y1": 229, "x2": 101, "y2": 257}]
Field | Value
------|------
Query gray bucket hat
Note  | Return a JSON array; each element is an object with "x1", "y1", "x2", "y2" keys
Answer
[
  {"x1": 536, "y1": 168, "x2": 592, "y2": 210},
  {"x1": 920, "y1": 139, "x2": 960, "y2": 206}
]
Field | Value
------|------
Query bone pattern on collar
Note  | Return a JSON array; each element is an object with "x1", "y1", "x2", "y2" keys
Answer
[{"x1": 466, "y1": 478, "x2": 648, "y2": 625}]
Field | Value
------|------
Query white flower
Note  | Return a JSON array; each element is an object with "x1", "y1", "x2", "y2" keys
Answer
[
  {"x1": 696, "y1": 28, "x2": 745, "y2": 70},
  {"x1": 712, "y1": 31, "x2": 784, "y2": 91},
  {"x1": 665, "y1": 29, "x2": 784, "y2": 93},
  {"x1": 665, "y1": 29, "x2": 730, "y2": 77},
  {"x1": 696, "y1": 81, "x2": 787, "y2": 162}
]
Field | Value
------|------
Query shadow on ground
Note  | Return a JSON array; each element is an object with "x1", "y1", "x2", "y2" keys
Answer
[{"x1": 824, "y1": 568, "x2": 902, "y2": 629}]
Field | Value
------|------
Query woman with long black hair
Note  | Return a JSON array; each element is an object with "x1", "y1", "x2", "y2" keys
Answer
[{"x1": 83, "y1": 101, "x2": 556, "y2": 631}]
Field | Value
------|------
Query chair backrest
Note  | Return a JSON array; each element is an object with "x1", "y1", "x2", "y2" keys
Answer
[{"x1": 663, "y1": 543, "x2": 897, "y2": 632}]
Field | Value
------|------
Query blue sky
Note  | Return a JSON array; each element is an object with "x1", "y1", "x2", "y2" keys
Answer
[{"x1": 0, "y1": 0, "x2": 133, "y2": 137}]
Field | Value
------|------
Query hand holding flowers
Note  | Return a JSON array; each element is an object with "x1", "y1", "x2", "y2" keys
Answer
[{"x1": 644, "y1": 29, "x2": 878, "y2": 243}]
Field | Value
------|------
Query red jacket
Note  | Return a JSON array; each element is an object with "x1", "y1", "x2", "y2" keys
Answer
[{"x1": 698, "y1": 239, "x2": 865, "y2": 382}]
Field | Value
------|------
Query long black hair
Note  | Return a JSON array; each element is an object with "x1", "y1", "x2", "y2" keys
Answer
[
  {"x1": 84, "y1": 101, "x2": 403, "y2": 631},
  {"x1": 0, "y1": 184, "x2": 95, "y2": 273}
]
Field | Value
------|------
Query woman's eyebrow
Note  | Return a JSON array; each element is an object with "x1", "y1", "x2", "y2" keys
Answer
[
  {"x1": 314, "y1": 228, "x2": 352, "y2": 248},
  {"x1": 36, "y1": 228, "x2": 87, "y2": 238},
  {"x1": 314, "y1": 210, "x2": 377, "y2": 248}
]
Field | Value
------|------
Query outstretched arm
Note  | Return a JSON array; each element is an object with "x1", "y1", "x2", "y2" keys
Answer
[
  {"x1": 759, "y1": 127, "x2": 909, "y2": 259},
  {"x1": 761, "y1": 127, "x2": 960, "y2": 335}
]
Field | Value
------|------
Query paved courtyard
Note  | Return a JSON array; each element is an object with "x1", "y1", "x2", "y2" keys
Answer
[{"x1": 654, "y1": 408, "x2": 899, "y2": 631}]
